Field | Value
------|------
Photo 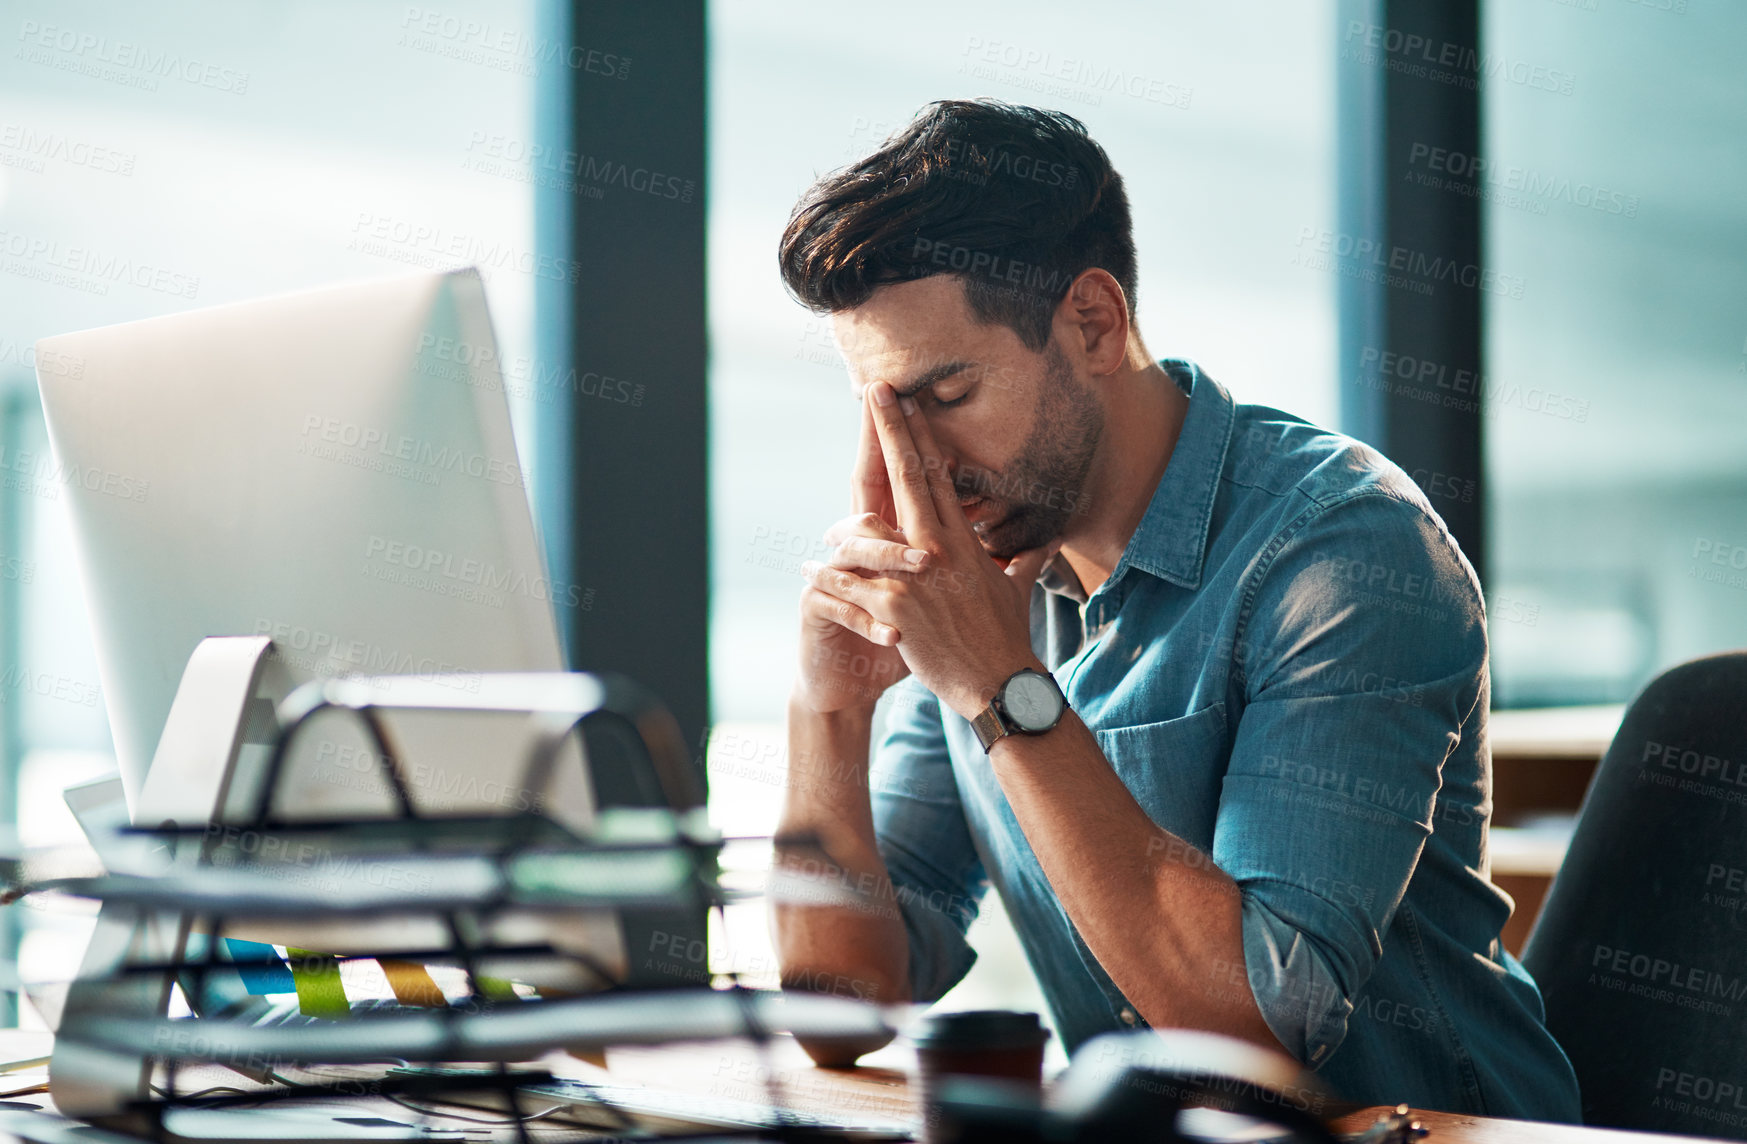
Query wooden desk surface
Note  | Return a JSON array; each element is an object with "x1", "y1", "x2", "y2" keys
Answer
[
  {"x1": 5, "y1": 1028, "x2": 1727, "y2": 1143},
  {"x1": 605, "y1": 1036, "x2": 1730, "y2": 1143}
]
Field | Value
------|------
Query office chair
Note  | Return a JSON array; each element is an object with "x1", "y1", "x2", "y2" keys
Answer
[{"x1": 1522, "y1": 651, "x2": 1747, "y2": 1139}]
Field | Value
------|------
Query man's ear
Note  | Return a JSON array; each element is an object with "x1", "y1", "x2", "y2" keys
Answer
[{"x1": 1056, "y1": 268, "x2": 1129, "y2": 376}]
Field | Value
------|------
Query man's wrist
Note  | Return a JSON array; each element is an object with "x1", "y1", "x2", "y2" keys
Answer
[
  {"x1": 783, "y1": 696, "x2": 875, "y2": 804},
  {"x1": 790, "y1": 703, "x2": 875, "y2": 734},
  {"x1": 789, "y1": 684, "x2": 879, "y2": 722},
  {"x1": 949, "y1": 653, "x2": 1051, "y2": 724}
]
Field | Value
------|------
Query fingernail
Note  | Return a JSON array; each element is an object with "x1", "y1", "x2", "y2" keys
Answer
[
  {"x1": 800, "y1": 561, "x2": 819, "y2": 577},
  {"x1": 877, "y1": 625, "x2": 899, "y2": 645},
  {"x1": 871, "y1": 383, "x2": 894, "y2": 407},
  {"x1": 899, "y1": 395, "x2": 917, "y2": 416},
  {"x1": 904, "y1": 548, "x2": 928, "y2": 566}
]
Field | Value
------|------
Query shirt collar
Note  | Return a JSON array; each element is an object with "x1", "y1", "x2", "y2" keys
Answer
[{"x1": 1040, "y1": 358, "x2": 1235, "y2": 598}]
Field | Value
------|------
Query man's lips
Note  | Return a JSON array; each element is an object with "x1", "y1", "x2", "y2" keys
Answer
[{"x1": 958, "y1": 496, "x2": 995, "y2": 528}]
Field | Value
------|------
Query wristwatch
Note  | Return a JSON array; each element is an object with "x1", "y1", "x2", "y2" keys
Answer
[{"x1": 971, "y1": 667, "x2": 1068, "y2": 751}]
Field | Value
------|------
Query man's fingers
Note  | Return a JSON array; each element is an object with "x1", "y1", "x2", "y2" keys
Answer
[
  {"x1": 799, "y1": 583, "x2": 898, "y2": 647},
  {"x1": 823, "y1": 511, "x2": 906, "y2": 547},
  {"x1": 899, "y1": 394, "x2": 978, "y2": 540},
  {"x1": 801, "y1": 560, "x2": 879, "y2": 612},
  {"x1": 867, "y1": 382, "x2": 940, "y2": 536},
  {"x1": 851, "y1": 393, "x2": 894, "y2": 524},
  {"x1": 828, "y1": 536, "x2": 930, "y2": 573},
  {"x1": 1003, "y1": 542, "x2": 1063, "y2": 589}
]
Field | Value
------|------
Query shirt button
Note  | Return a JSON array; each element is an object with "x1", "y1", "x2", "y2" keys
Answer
[{"x1": 1119, "y1": 1007, "x2": 1138, "y2": 1026}]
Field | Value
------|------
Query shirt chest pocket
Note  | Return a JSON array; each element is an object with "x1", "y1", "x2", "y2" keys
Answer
[{"x1": 1092, "y1": 701, "x2": 1229, "y2": 854}]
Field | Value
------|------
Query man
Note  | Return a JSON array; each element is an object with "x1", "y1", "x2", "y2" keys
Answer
[{"x1": 771, "y1": 98, "x2": 1580, "y2": 1119}]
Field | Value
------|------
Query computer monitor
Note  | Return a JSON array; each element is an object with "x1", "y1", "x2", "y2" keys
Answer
[
  {"x1": 29, "y1": 269, "x2": 730, "y2": 1136},
  {"x1": 35, "y1": 267, "x2": 575, "y2": 809},
  {"x1": 32, "y1": 264, "x2": 638, "y2": 932},
  {"x1": 35, "y1": 266, "x2": 716, "y2": 997}
]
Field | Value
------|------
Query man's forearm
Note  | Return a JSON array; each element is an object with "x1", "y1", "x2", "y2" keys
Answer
[
  {"x1": 773, "y1": 700, "x2": 912, "y2": 1061},
  {"x1": 985, "y1": 701, "x2": 1285, "y2": 1052}
]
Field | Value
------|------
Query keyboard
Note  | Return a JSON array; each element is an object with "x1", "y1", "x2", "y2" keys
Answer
[
  {"x1": 225, "y1": 1013, "x2": 917, "y2": 1139},
  {"x1": 524, "y1": 1077, "x2": 914, "y2": 1139}
]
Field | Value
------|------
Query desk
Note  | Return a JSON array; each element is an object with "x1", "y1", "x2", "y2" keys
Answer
[
  {"x1": 0, "y1": 1029, "x2": 1728, "y2": 1143},
  {"x1": 606, "y1": 1036, "x2": 1728, "y2": 1144}
]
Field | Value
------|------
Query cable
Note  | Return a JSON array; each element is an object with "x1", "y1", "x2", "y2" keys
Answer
[
  {"x1": 265, "y1": 1067, "x2": 594, "y2": 1130},
  {"x1": 149, "y1": 1084, "x2": 258, "y2": 1100},
  {"x1": 380, "y1": 1093, "x2": 568, "y2": 1125}
]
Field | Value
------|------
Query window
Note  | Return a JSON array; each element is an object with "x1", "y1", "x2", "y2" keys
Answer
[{"x1": 1482, "y1": 0, "x2": 1747, "y2": 706}]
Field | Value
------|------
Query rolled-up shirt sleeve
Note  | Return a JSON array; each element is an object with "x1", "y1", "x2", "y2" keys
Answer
[
  {"x1": 870, "y1": 678, "x2": 988, "y2": 1003},
  {"x1": 1211, "y1": 488, "x2": 1488, "y2": 1067}
]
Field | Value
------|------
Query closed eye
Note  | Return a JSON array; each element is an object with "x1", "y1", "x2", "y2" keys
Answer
[{"x1": 933, "y1": 388, "x2": 972, "y2": 409}]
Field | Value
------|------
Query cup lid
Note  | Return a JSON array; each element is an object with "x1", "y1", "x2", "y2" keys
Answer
[{"x1": 909, "y1": 1009, "x2": 1052, "y2": 1049}]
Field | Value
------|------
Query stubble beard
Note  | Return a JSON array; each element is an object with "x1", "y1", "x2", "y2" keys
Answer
[{"x1": 954, "y1": 344, "x2": 1103, "y2": 562}]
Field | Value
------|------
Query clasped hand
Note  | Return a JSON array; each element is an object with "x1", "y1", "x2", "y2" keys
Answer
[{"x1": 794, "y1": 381, "x2": 1057, "y2": 722}]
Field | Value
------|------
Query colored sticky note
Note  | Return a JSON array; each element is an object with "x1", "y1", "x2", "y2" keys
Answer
[
  {"x1": 225, "y1": 939, "x2": 295, "y2": 994},
  {"x1": 379, "y1": 960, "x2": 447, "y2": 1007},
  {"x1": 285, "y1": 948, "x2": 349, "y2": 1018}
]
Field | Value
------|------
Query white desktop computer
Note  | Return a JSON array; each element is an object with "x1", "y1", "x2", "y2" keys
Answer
[
  {"x1": 33, "y1": 269, "x2": 623, "y2": 1129},
  {"x1": 35, "y1": 267, "x2": 570, "y2": 813}
]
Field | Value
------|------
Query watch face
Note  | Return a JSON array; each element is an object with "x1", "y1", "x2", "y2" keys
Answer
[{"x1": 1003, "y1": 670, "x2": 1063, "y2": 731}]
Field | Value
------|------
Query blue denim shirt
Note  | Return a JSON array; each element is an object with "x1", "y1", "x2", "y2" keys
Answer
[{"x1": 870, "y1": 359, "x2": 1581, "y2": 1120}]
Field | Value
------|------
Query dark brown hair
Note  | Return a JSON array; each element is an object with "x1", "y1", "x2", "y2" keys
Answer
[{"x1": 779, "y1": 99, "x2": 1137, "y2": 352}]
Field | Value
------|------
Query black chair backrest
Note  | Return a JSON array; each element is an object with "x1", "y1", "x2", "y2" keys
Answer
[{"x1": 1522, "y1": 652, "x2": 1747, "y2": 1137}]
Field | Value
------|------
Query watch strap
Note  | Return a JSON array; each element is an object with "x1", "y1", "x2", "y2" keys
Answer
[{"x1": 971, "y1": 704, "x2": 1008, "y2": 752}]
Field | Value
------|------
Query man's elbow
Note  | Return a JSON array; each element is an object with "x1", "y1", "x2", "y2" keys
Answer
[
  {"x1": 794, "y1": 1028, "x2": 899, "y2": 1068},
  {"x1": 780, "y1": 964, "x2": 910, "y2": 1066}
]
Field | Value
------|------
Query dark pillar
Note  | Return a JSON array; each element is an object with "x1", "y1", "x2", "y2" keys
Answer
[
  {"x1": 536, "y1": 1, "x2": 708, "y2": 758},
  {"x1": 1337, "y1": 0, "x2": 1487, "y2": 585},
  {"x1": 533, "y1": 1, "x2": 709, "y2": 988}
]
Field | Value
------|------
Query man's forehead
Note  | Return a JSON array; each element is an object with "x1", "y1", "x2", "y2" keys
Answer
[
  {"x1": 831, "y1": 276, "x2": 970, "y2": 345},
  {"x1": 830, "y1": 303, "x2": 957, "y2": 353},
  {"x1": 837, "y1": 343, "x2": 984, "y2": 405},
  {"x1": 827, "y1": 313, "x2": 905, "y2": 378},
  {"x1": 835, "y1": 333, "x2": 940, "y2": 388},
  {"x1": 833, "y1": 317, "x2": 985, "y2": 399}
]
